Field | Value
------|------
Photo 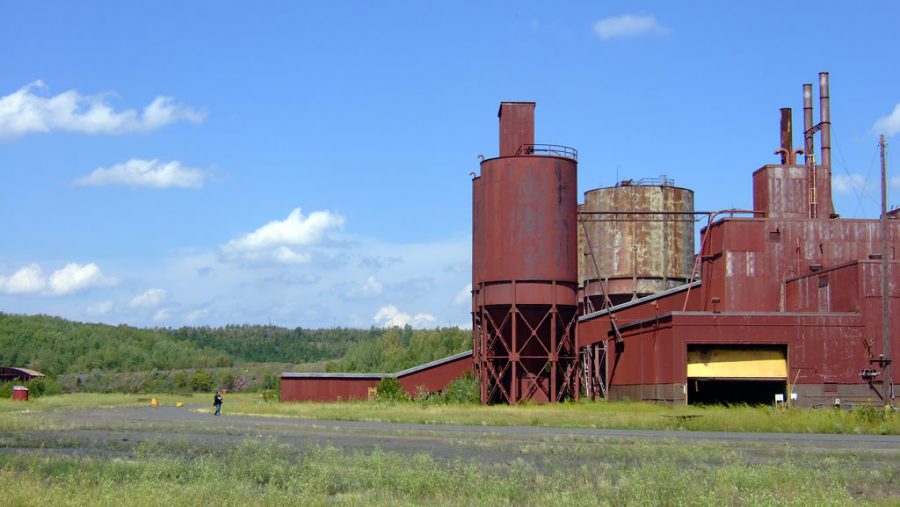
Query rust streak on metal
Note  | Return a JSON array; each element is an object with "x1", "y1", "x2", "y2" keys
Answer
[
  {"x1": 579, "y1": 183, "x2": 695, "y2": 308},
  {"x1": 780, "y1": 107, "x2": 793, "y2": 164}
]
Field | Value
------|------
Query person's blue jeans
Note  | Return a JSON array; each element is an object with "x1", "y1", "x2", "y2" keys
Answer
[{"x1": 215, "y1": 403, "x2": 221, "y2": 416}]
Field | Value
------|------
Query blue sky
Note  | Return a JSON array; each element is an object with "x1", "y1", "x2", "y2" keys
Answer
[{"x1": 1, "y1": 2, "x2": 898, "y2": 328}]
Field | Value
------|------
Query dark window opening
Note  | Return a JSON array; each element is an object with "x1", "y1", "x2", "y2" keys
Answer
[{"x1": 688, "y1": 379, "x2": 786, "y2": 406}]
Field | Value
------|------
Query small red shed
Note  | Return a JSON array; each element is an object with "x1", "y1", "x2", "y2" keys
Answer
[{"x1": 12, "y1": 386, "x2": 29, "y2": 401}]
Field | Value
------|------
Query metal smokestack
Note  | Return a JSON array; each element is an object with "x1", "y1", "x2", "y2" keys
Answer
[
  {"x1": 779, "y1": 108, "x2": 793, "y2": 164},
  {"x1": 819, "y1": 72, "x2": 835, "y2": 217},
  {"x1": 803, "y1": 84, "x2": 814, "y2": 164},
  {"x1": 803, "y1": 83, "x2": 818, "y2": 218},
  {"x1": 819, "y1": 72, "x2": 831, "y2": 170}
]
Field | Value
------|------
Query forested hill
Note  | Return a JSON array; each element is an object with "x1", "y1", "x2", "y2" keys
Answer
[
  {"x1": 0, "y1": 313, "x2": 231, "y2": 376},
  {"x1": 163, "y1": 325, "x2": 384, "y2": 365},
  {"x1": 326, "y1": 326, "x2": 471, "y2": 373},
  {"x1": 0, "y1": 313, "x2": 471, "y2": 377}
]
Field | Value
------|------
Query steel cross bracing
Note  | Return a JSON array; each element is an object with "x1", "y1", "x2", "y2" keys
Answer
[{"x1": 473, "y1": 281, "x2": 578, "y2": 404}]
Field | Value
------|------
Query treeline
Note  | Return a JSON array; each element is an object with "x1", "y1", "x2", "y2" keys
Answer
[
  {"x1": 0, "y1": 313, "x2": 375, "y2": 376},
  {"x1": 0, "y1": 313, "x2": 471, "y2": 380},
  {"x1": 326, "y1": 326, "x2": 471, "y2": 373},
  {"x1": 0, "y1": 314, "x2": 231, "y2": 376},
  {"x1": 163, "y1": 325, "x2": 382, "y2": 365}
]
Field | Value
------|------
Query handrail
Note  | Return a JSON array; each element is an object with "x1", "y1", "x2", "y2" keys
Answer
[{"x1": 515, "y1": 144, "x2": 578, "y2": 161}]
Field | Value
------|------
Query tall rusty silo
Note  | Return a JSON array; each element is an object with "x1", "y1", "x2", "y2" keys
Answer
[
  {"x1": 579, "y1": 179, "x2": 694, "y2": 310},
  {"x1": 472, "y1": 102, "x2": 579, "y2": 404}
]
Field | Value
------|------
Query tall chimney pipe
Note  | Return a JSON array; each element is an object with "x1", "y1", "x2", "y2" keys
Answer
[
  {"x1": 803, "y1": 84, "x2": 814, "y2": 163},
  {"x1": 780, "y1": 107, "x2": 793, "y2": 164},
  {"x1": 803, "y1": 83, "x2": 817, "y2": 218},
  {"x1": 818, "y1": 72, "x2": 834, "y2": 217},
  {"x1": 819, "y1": 72, "x2": 831, "y2": 170}
]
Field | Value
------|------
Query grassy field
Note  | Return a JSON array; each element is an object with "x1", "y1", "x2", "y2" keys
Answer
[
  {"x1": 2, "y1": 393, "x2": 898, "y2": 434},
  {"x1": 216, "y1": 394, "x2": 900, "y2": 435},
  {"x1": 1, "y1": 394, "x2": 898, "y2": 505},
  {"x1": 1, "y1": 436, "x2": 896, "y2": 506}
]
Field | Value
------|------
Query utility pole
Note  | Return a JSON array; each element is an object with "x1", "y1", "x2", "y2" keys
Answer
[{"x1": 881, "y1": 134, "x2": 893, "y2": 407}]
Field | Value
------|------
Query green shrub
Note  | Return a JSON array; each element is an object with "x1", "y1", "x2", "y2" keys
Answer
[
  {"x1": 435, "y1": 372, "x2": 479, "y2": 404},
  {"x1": 173, "y1": 372, "x2": 188, "y2": 389},
  {"x1": 0, "y1": 381, "x2": 12, "y2": 399},
  {"x1": 189, "y1": 370, "x2": 213, "y2": 392},
  {"x1": 375, "y1": 377, "x2": 410, "y2": 402},
  {"x1": 852, "y1": 403, "x2": 892, "y2": 424},
  {"x1": 217, "y1": 372, "x2": 235, "y2": 390},
  {"x1": 25, "y1": 377, "x2": 64, "y2": 397},
  {"x1": 260, "y1": 372, "x2": 280, "y2": 402},
  {"x1": 262, "y1": 372, "x2": 278, "y2": 391}
]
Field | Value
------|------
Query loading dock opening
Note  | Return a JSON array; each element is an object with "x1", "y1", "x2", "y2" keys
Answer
[
  {"x1": 686, "y1": 344, "x2": 788, "y2": 405},
  {"x1": 688, "y1": 379, "x2": 786, "y2": 405}
]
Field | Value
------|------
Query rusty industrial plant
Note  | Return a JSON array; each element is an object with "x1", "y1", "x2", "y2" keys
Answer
[{"x1": 282, "y1": 72, "x2": 896, "y2": 407}]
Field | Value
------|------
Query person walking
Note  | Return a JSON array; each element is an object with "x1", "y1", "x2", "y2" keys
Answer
[{"x1": 213, "y1": 391, "x2": 223, "y2": 416}]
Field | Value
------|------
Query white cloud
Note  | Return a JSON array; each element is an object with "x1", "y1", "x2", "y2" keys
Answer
[
  {"x1": 271, "y1": 246, "x2": 312, "y2": 264},
  {"x1": 0, "y1": 262, "x2": 115, "y2": 295},
  {"x1": 832, "y1": 173, "x2": 871, "y2": 194},
  {"x1": 221, "y1": 208, "x2": 345, "y2": 264},
  {"x1": 0, "y1": 264, "x2": 47, "y2": 294},
  {"x1": 593, "y1": 14, "x2": 667, "y2": 40},
  {"x1": 184, "y1": 308, "x2": 208, "y2": 323},
  {"x1": 873, "y1": 103, "x2": 900, "y2": 137},
  {"x1": 49, "y1": 263, "x2": 116, "y2": 295},
  {"x1": 75, "y1": 159, "x2": 209, "y2": 188},
  {"x1": 347, "y1": 276, "x2": 383, "y2": 299},
  {"x1": 373, "y1": 305, "x2": 437, "y2": 328},
  {"x1": 0, "y1": 81, "x2": 205, "y2": 138},
  {"x1": 129, "y1": 288, "x2": 167, "y2": 308},
  {"x1": 154, "y1": 308, "x2": 172, "y2": 322},
  {"x1": 453, "y1": 283, "x2": 472, "y2": 305},
  {"x1": 87, "y1": 300, "x2": 113, "y2": 315}
]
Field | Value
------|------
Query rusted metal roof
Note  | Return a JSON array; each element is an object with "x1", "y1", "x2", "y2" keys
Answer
[
  {"x1": 281, "y1": 350, "x2": 473, "y2": 381},
  {"x1": 394, "y1": 350, "x2": 472, "y2": 377},
  {"x1": 0, "y1": 367, "x2": 46, "y2": 379},
  {"x1": 579, "y1": 281, "x2": 700, "y2": 322},
  {"x1": 281, "y1": 372, "x2": 384, "y2": 379}
]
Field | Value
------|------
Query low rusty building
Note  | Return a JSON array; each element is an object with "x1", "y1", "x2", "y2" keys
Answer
[{"x1": 281, "y1": 351, "x2": 472, "y2": 402}]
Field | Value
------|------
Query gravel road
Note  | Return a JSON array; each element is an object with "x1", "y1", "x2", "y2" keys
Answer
[{"x1": 3, "y1": 404, "x2": 897, "y2": 468}]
